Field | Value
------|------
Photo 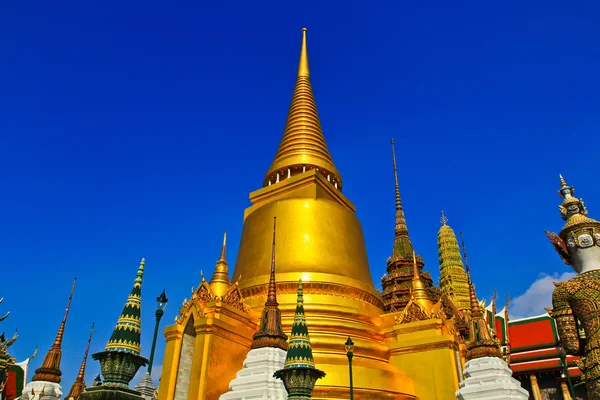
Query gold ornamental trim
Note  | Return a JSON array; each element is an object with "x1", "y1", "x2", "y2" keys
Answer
[{"x1": 240, "y1": 281, "x2": 384, "y2": 309}]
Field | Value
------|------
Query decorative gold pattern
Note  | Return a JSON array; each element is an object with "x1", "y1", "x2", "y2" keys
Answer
[{"x1": 176, "y1": 236, "x2": 249, "y2": 324}]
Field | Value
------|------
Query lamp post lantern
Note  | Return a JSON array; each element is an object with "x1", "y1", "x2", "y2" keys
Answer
[
  {"x1": 148, "y1": 289, "x2": 168, "y2": 376},
  {"x1": 557, "y1": 344, "x2": 576, "y2": 398},
  {"x1": 345, "y1": 336, "x2": 354, "y2": 400}
]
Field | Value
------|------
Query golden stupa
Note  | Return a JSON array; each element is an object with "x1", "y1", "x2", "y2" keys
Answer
[{"x1": 158, "y1": 29, "x2": 464, "y2": 400}]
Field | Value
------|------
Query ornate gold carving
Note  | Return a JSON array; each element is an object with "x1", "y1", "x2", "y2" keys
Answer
[{"x1": 240, "y1": 281, "x2": 384, "y2": 309}]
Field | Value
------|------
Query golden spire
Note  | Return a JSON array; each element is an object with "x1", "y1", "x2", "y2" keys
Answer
[
  {"x1": 66, "y1": 323, "x2": 94, "y2": 400},
  {"x1": 32, "y1": 278, "x2": 76, "y2": 383},
  {"x1": 264, "y1": 28, "x2": 341, "y2": 190},
  {"x1": 209, "y1": 231, "x2": 232, "y2": 298},
  {"x1": 410, "y1": 251, "x2": 434, "y2": 313},
  {"x1": 459, "y1": 232, "x2": 502, "y2": 360},
  {"x1": 390, "y1": 138, "x2": 414, "y2": 259}
]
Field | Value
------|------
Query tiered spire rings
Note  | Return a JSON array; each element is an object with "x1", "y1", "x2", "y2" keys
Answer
[{"x1": 264, "y1": 28, "x2": 341, "y2": 190}]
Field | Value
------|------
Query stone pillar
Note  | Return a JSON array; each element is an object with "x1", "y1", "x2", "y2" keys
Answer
[
  {"x1": 560, "y1": 381, "x2": 572, "y2": 400},
  {"x1": 529, "y1": 374, "x2": 542, "y2": 400}
]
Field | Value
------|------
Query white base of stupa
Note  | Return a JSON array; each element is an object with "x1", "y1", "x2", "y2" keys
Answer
[
  {"x1": 456, "y1": 356, "x2": 528, "y2": 399},
  {"x1": 219, "y1": 347, "x2": 288, "y2": 400},
  {"x1": 20, "y1": 380, "x2": 63, "y2": 400},
  {"x1": 134, "y1": 372, "x2": 157, "y2": 400}
]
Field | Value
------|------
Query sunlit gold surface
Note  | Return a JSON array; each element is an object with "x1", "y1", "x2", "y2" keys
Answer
[
  {"x1": 382, "y1": 315, "x2": 461, "y2": 400},
  {"x1": 230, "y1": 169, "x2": 416, "y2": 398},
  {"x1": 208, "y1": 232, "x2": 231, "y2": 298}
]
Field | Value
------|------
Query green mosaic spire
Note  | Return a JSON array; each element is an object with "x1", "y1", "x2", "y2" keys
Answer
[
  {"x1": 284, "y1": 280, "x2": 315, "y2": 369},
  {"x1": 105, "y1": 258, "x2": 144, "y2": 355},
  {"x1": 274, "y1": 278, "x2": 325, "y2": 399}
]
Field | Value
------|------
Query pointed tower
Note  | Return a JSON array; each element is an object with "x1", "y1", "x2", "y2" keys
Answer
[
  {"x1": 437, "y1": 212, "x2": 471, "y2": 312},
  {"x1": 264, "y1": 28, "x2": 341, "y2": 190},
  {"x1": 456, "y1": 234, "x2": 527, "y2": 400},
  {"x1": 21, "y1": 280, "x2": 76, "y2": 400},
  {"x1": 274, "y1": 280, "x2": 325, "y2": 399},
  {"x1": 65, "y1": 323, "x2": 94, "y2": 400},
  {"x1": 221, "y1": 217, "x2": 289, "y2": 400},
  {"x1": 409, "y1": 251, "x2": 435, "y2": 314},
  {"x1": 209, "y1": 232, "x2": 231, "y2": 298},
  {"x1": 382, "y1": 139, "x2": 439, "y2": 312},
  {"x1": 80, "y1": 260, "x2": 148, "y2": 400},
  {"x1": 32, "y1": 279, "x2": 76, "y2": 384},
  {"x1": 161, "y1": 29, "x2": 417, "y2": 400}
]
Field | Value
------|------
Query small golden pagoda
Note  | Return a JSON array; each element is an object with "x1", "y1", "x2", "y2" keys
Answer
[{"x1": 159, "y1": 28, "x2": 464, "y2": 400}]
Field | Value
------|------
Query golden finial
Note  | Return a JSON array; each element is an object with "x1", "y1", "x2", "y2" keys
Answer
[
  {"x1": 220, "y1": 231, "x2": 227, "y2": 261},
  {"x1": 201, "y1": 270, "x2": 205, "y2": 282},
  {"x1": 210, "y1": 230, "x2": 232, "y2": 298},
  {"x1": 412, "y1": 250, "x2": 419, "y2": 281},
  {"x1": 298, "y1": 28, "x2": 309, "y2": 77},
  {"x1": 559, "y1": 174, "x2": 568, "y2": 188},
  {"x1": 441, "y1": 210, "x2": 448, "y2": 226},
  {"x1": 263, "y1": 28, "x2": 341, "y2": 189}
]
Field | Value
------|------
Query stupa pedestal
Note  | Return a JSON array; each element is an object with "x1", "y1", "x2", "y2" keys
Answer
[
  {"x1": 134, "y1": 373, "x2": 157, "y2": 400},
  {"x1": 456, "y1": 356, "x2": 528, "y2": 399},
  {"x1": 20, "y1": 381, "x2": 63, "y2": 400},
  {"x1": 220, "y1": 347, "x2": 288, "y2": 400}
]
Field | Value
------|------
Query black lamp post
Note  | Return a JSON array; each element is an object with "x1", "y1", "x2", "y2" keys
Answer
[
  {"x1": 557, "y1": 344, "x2": 576, "y2": 398},
  {"x1": 148, "y1": 290, "x2": 168, "y2": 376},
  {"x1": 345, "y1": 337, "x2": 354, "y2": 400}
]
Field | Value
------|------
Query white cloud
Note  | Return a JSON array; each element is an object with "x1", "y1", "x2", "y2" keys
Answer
[{"x1": 509, "y1": 272, "x2": 576, "y2": 320}]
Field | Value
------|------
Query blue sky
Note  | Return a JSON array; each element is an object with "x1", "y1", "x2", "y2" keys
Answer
[{"x1": 2, "y1": 0, "x2": 600, "y2": 390}]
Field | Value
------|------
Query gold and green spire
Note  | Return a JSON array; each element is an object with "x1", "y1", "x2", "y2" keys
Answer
[
  {"x1": 459, "y1": 233, "x2": 502, "y2": 360},
  {"x1": 251, "y1": 217, "x2": 289, "y2": 350},
  {"x1": 66, "y1": 323, "x2": 94, "y2": 400},
  {"x1": 274, "y1": 279, "x2": 325, "y2": 399},
  {"x1": 32, "y1": 278, "x2": 76, "y2": 384},
  {"x1": 105, "y1": 259, "x2": 144, "y2": 355},
  {"x1": 283, "y1": 280, "x2": 315, "y2": 369},
  {"x1": 437, "y1": 211, "x2": 471, "y2": 311},
  {"x1": 264, "y1": 28, "x2": 341, "y2": 190},
  {"x1": 390, "y1": 138, "x2": 413, "y2": 260}
]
